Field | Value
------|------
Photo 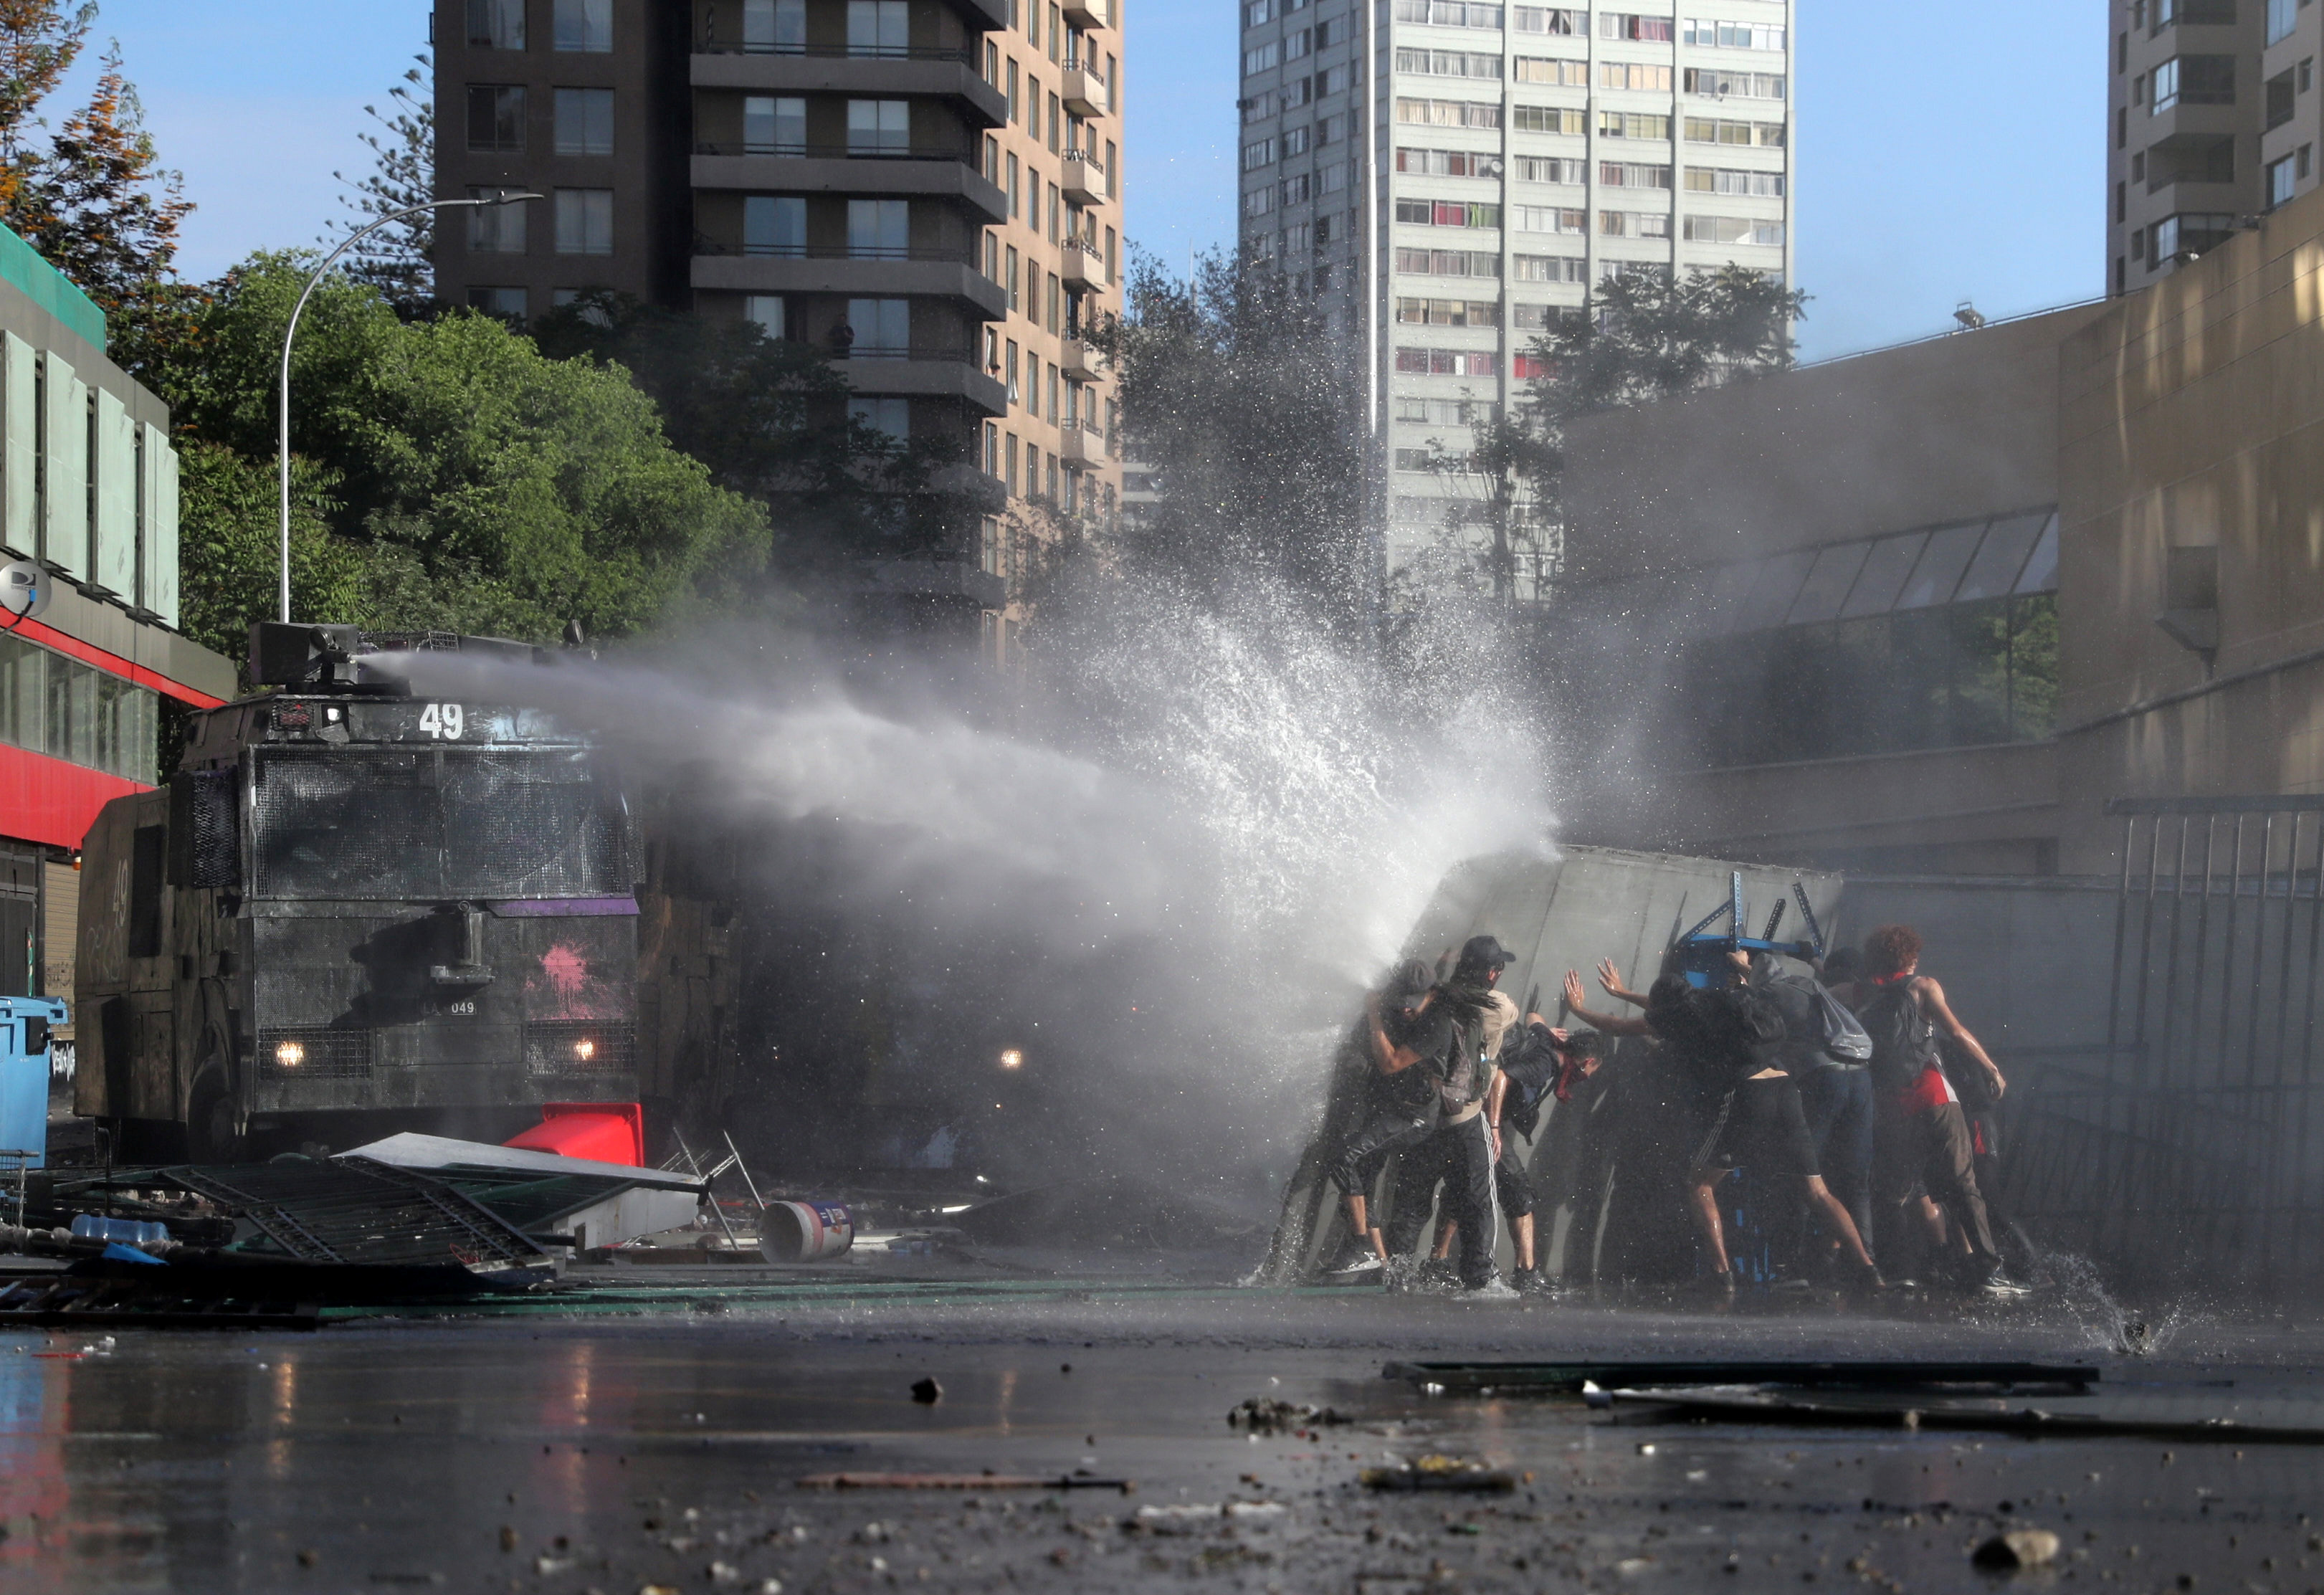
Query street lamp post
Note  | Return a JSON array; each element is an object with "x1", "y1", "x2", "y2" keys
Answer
[{"x1": 278, "y1": 192, "x2": 542, "y2": 623}]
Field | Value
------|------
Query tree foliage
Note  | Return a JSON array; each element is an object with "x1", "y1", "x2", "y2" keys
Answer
[
  {"x1": 1087, "y1": 248, "x2": 1371, "y2": 634},
  {"x1": 328, "y1": 54, "x2": 434, "y2": 305},
  {"x1": 148, "y1": 257, "x2": 771, "y2": 651},
  {"x1": 1528, "y1": 265, "x2": 1806, "y2": 424},
  {"x1": 0, "y1": 0, "x2": 87, "y2": 216}
]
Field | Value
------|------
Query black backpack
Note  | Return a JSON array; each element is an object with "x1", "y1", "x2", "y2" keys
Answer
[
  {"x1": 1763, "y1": 972, "x2": 1874, "y2": 1067},
  {"x1": 1857, "y1": 978, "x2": 1938, "y2": 1092}
]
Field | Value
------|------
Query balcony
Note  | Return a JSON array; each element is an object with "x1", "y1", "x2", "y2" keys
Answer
[
  {"x1": 1060, "y1": 63, "x2": 1108, "y2": 116},
  {"x1": 692, "y1": 146, "x2": 1009, "y2": 222},
  {"x1": 1057, "y1": 239, "x2": 1104, "y2": 289},
  {"x1": 1061, "y1": 337, "x2": 1104, "y2": 379},
  {"x1": 691, "y1": 48, "x2": 1008, "y2": 127},
  {"x1": 690, "y1": 247, "x2": 1007, "y2": 318},
  {"x1": 1059, "y1": 423, "x2": 1105, "y2": 467},
  {"x1": 1063, "y1": 0, "x2": 1109, "y2": 27},
  {"x1": 838, "y1": 346, "x2": 1009, "y2": 416},
  {"x1": 1060, "y1": 151, "x2": 1107, "y2": 204}
]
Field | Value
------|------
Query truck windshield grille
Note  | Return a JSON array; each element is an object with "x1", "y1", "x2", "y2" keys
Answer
[{"x1": 250, "y1": 748, "x2": 629, "y2": 900}]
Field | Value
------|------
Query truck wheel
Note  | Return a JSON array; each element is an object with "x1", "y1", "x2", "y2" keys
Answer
[{"x1": 186, "y1": 1071, "x2": 242, "y2": 1163}]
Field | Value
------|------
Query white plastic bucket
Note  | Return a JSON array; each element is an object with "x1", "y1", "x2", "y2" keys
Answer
[{"x1": 760, "y1": 1199, "x2": 854, "y2": 1263}]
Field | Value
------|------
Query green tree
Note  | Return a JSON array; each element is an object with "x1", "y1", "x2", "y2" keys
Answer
[
  {"x1": 151, "y1": 256, "x2": 771, "y2": 647},
  {"x1": 1087, "y1": 248, "x2": 1371, "y2": 634},
  {"x1": 0, "y1": 0, "x2": 89, "y2": 219},
  {"x1": 1528, "y1": 265, "x2": 1806, "y2": 424},
  {"x1": 328, "y1": 54, "x2": 434, "y2": 305},
  {"x1": 171, "y1": 439, "x2": 361, "y2": 662}
]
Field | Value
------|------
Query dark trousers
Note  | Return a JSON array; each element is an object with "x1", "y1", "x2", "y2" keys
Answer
[
  {"x1": 1874, "y1": 1098, "x2": 2000, "y2": 1271},
  {"x1": 1384, "y1": 1113, "x2": 1498, "y2": 1287},
  {"x1": 1328, "y1": 1106, "x2": 1434, "y2": 1197},
  {"x1": 1797, "y1": 1066, "x2": 1875, "y2": 1252}
]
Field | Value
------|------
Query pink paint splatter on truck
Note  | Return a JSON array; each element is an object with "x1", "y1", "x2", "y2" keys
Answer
[{"x1": 528, "y1": 941, "x2": 620, "y2": 1019}]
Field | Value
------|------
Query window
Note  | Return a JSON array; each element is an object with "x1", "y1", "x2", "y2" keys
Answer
[
  {"x1": 1512, "y1": 6, "x2": 1582, "y2": 33},
  {"x1": 1282, "y1": 219, "x2": 1313, "y2": 252},
  {"x1": 1599, "y1": 209, "x2": 1672, "y2": 238},
  {"x1": 1394, "y1": 447, "x2": 1454, "y2": 472},
  {"x1": 848, "y1": 0, "x2": 910, "y2": 52},
  {"x1": 1685, "y1": 68, "x2": 1786, "y2": 100},
  {"x1": 1394, "y1": 395, "x2": 1499, "y2": 424},
  {"x1": 466, "y1": 85, "x2": 525, "y2": 153},
  {"x1": 1513, "y1": 57, "x2": 1587, "y2": 85},
  {"x1": 1682, "y1": 214, "x2": 1786, "y2": 245},
  {"x1": 844, "y1": 298, "x2": 910, "y2": 356},
  {"x1": 849, "y1": 99, "x2": 913, "y2": 153},
  {"x1": 1682, "y1": 17, "x2": 1785, "y2": 48},
  {"x1": 1685, "y1": 116, "x2": 1787, "y2": 147},
  {"x1": 0, "y1": 637, "x2": 159, "y2": 782},
  {"x1": 1006, "y1": 58, "x2": 1019, "y2": 119},
  {"x1": 2269, "y1": 67, "x2": 2297, "y2": 127},
  {"x1": 1511, "y1": 253, "x2": 1586, "y2": 283},
  {"x1": 1396, "y1": 97, "x2": 1501, "y2": 127},
  {"x1": 1599, "y1": 161, "x2": 1672, "y2": 187},
  {"x1": 1284, "y1": 27, "x2": 1314, "y2": 61},
  {"x1": 744, "y1": 0, "x2": 808, "y2": 49},
  {"x1": 1245, "y1": 42, "x2": 1280, "y2": 75},
  {"x1": 1513, "y1": 105, "x2": 1586, "y2": 134},
  {"x1": 2152, "y1": 55, "x2": 2235, "y2": 110},
  {"x1": 1395, "y1": 49, "x2": 1505, "y2": 77},
  {"x1": 1006, "y1": 244, "x2": 1020, "y2": 308},
  {"x1": 744, "y1": 295, "x2": 786, "y2": 338},
  {"x1": 2270, "y1": 152, "x2": 2299, "y2": 206},
  {"x1": 1599, "y1": 62, "x2": 1673, "y2": 91},
  {"x1": 1598, "y1": 110, "x2": 1672, "y2": 138},
  {"x1": 1393, "y1": 0, "x2": 1506, "y2": 25},
  {"x1": 467, "y1": 285, "x2": 528, "y2": 318},
  {"x1": 1513, "y1": 155, "x2": 1583, "y2": 182},
  {"x1": 1246, "y1": 0, "x2": 1274, "y2": 22},
  {"x1": 1599, "y1": 11, "x2": 1673, "y2": 39},
  {"x1": 2272, "y1": 0, "x2": 2300, "y2": 39},
  {"x1": 1397, "y1": 146, "x2": 1500, "y2": 176},
  {"x1": 553, "y1": 0, "x2": 611, "y2": 50},
  {"x1": 1283, "y1": 125, "x2": 1311, "y2": 156},
  {"x1": 554, "y1": 189, "x2": 613, "y2": 254},
  {"x1": 1394, "y1": 297, "x2": 1500, "y2": 325},
  {"x1": 1393, "y1": 247, "x2": 1501, "y2": 275},
  {"x1": 1513, "y1": 353, "x2": 1553, "y2": 380},
  {"x1": 1392, "y1": 346, "x2": 1499, "y2": 375},
  {"x1": 743, "y1": 95, "x2": 806, "y2": 154},
  {"x1": 1006, "y1": 152, "x2": 1020, "y2": 214},
  {"x1": 467, "y1": 0, "x2": 525, "y2": 49},
  {"x1": 1280, "y1": 171, "x2": 1312, "y2": 203},
  {"x1": 850, "y1": 397, "x2": 910, "y2": 444},
  {"x1": 553, "y1": 87, "x2": 614, "y2": 156},
  {"x1": 1242, "y1": 184, "x2": 1276, "y2": 217},
  {"x1": 743, "y1": 194, "x2": 806, "y2": 255},
  {"x1": 1683, "y1": 166, "x2": 1785, "y2": 196},
  {"x1": 466, "y1": 186, "x2": 528, "y2": 252},
  {"x1": 847, "y1": 199, "x2": 910, "y2": 256},
  {"x1": 2151, "y1": 210, "x2": 2238, "y2": 260},
  {"x1": 1513, "y1": 204, "x2": 1586, "y2": 232},
  {"x1": 2152, "y1": 0, "x2": 2239, "y2": 29},
  {"x1": 1394, "y1": 198, "x2": 1501, "y2": 227}
]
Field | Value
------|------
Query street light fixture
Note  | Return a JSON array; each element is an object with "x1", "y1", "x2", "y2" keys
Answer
[{"x1": 278, "y1": 191, "x2": 543, "y2": 623}]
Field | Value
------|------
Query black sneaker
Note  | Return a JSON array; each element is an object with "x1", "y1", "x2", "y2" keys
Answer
[
  {"x1": 1512, "y1": 1265, "x2": 1559, "y2": 1295},
  {"x1": 1418, "y1": 1257, "x2": 1461, "y2": 1290}
]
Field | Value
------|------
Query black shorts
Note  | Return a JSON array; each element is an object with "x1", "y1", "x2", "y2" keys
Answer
[
  {"x1": 1695, "y1": 1076, "x2": 1819, "y2": 1179},
  {"x1": 1493, "y1": 1135, "x2": 1536, "y2": 1220}
]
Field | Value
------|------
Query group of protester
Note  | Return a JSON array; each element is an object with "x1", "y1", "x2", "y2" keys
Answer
[{"x1": 1324, "y1": 925, "x2": 2029, "y2": 1299}]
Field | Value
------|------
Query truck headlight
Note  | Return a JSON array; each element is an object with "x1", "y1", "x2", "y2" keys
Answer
[{"x1": 275, "y1": 1042, "x2": 305, "y2": 1066}]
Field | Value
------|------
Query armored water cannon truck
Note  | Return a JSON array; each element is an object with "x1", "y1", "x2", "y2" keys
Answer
[{"x1": 75, "y1": 622, "x2": 641, "y2": 1161}]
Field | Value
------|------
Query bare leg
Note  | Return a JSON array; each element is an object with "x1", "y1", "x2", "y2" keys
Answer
[
  {"x1": 1684, "y1": 1173, "x2": 1732, "y2": 1275},
  {"x1": 1801, "y1": 1175, "x2": 1875, "y2": 1271},
  {"x1": 1433, "y1": 1221, "x2": 1457, "y2": 1261},
  {"x1": 1513, "y1": 1211, "x2": 1536, "y2": 1272},
  {"x1": 1917, "y1": 1194, "x2": 1948, "y2": 1249}
]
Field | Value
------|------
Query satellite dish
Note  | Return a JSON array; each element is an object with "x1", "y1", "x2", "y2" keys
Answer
[{"x1": 0, "y1": 561, "x2": 49, "y2": 622}]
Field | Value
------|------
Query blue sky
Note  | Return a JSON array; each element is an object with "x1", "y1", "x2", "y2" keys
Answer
[{"x1": 79, "y1": 0, "x2": 2101, "y2": 362}]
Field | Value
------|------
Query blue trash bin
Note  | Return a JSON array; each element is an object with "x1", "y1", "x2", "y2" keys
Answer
[{"x1": 0, "y1": 996, "x2": 68, "y2": 1172}]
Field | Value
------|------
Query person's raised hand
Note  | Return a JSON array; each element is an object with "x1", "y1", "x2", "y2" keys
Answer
[
  {"x1": 1563, "y1": 968, "x2": 1589, "y2": 1013},
  {"x1": 1596, "y1": 957, "x2": 1629, "y2": 997}
]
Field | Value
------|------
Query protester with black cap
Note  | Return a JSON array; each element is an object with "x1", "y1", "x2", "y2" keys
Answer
[
  {"x1": 1321, "y1": 958, "x2": 1449, "y2": 1277},
  {"x1": 1379, "y1": 934, "x2": 1522, "y2": 1293}
]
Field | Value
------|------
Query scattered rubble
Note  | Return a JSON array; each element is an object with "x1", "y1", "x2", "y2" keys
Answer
[
  {"x1": 1973, "y1": 1528, "x2": 2062, "y2": 1570},
  {"x1": 1359, "y1": 1455, "x2": 1518, "y2": 1493},
  {"x1": 1227, "y1": 1396, "x2": 1349, "y2": 1432}
]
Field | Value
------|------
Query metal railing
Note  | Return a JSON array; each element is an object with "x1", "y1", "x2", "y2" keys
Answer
[
  {"x1": 696, "y1": 41, "x2": 975, "y2": 62},
  {"x1": 694, "y1": 141, "x2": 977, "y2": 163},
  {"x1": 837, "y1": 343, "x2": 977, "y2": 363},
  {"x1": 696, "y1": 239, "x2": 979, "y2": 265}
]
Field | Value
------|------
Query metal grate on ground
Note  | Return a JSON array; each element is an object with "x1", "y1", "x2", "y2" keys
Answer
[{"x1": 168, "y1": 1159, "x2": 549, "y2": 1272}]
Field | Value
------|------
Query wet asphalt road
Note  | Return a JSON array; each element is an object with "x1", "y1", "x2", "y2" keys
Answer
[{"x1": 6, "y1": 1277, "x2": 2324, "y2": 1594}]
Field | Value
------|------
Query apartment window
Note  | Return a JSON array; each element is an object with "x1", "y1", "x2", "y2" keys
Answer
[
  {"x1": 2270, "y1": 0, "x2": 2298, "y2": 42},
  {"x1": 1600, "y1": 11, "x2": 1674, "y2": 39},
  {"x1": 1684, "y1": 117, "x2": 1786, "y2": 147},
  {"x1": 553, "y1": 0, "x2": 611, "y2": 50},
  {"x1": 1006, "y1": 244, "x2": 1020, "y2": 309},
  {"x1": 743, "y1": 194, "x2": 806, "y2": 255},
  {"x1": 554, "y1": 87, "x2": 614, "y2": 156},
  {"x1": 2117, "y1": 179, "x2": 2128, "y2": 222},
  {"x1": 1684, "y1": 68, "x2": 1785, "y2": 100},
  {"x1": 1513, "y1": 253, "x2": 1586, "y2": 281},
  {"x1": 1683, "y1": 166, "x2": 1784, "y2": 196},
  {"x1": 847, "y1": 199, "x2": 910, "y2": 257},
  {"x1": 1513, "y1": 155, "x2": 1584, "y2": 182},
  {"x1": 844, "y1": 298, "x2": 910, "y2": 357},
  {"x1": 1284, "y1": 27, "x2": 1314, "y2": 62},
  {"x1": 1598, "y1": 110, "x2": 1672, "y2": 139},
  {"x1": 2270, "y1": 67, "x2": 2297, "y2": 127},
  {"x1": 2270, "y1": 153, "x2": 2299, "y2": 206},
  {"x1": 1682, "y1": 18, "x2": 1784, "y2": 49},
  {"x1": 744, "y1": 0, "x2": 809, "y2": 51},
  {"x1": 2152, "y1": 0, "x2": 2239, "y2": 30},
  {"x1": 744, "y1": 295, "x2": 786, "y2": 338},
  {"x1": 1514, "y1": 57, "x2": 1588, "y2": 86},
  {"x1": 1396, "y1": 199, "x2": 1502, "y2": 228},
  {"x1": 1244, "y1": 184, "x2": 1275, "y2": 219},
  {"x1": 847, "y1": 99, "x2": 912, "y2": 153},
  {"x1": 1600, "y1": 160, "x2": 1672, "y2": 188},
  {"x1": 466, "y1": 85, "x2": 525, "y2": 153},
  {"x1": 2152, "y1": 56, "x2": 2235, "y2": 111},
  {"x1": 1392, "y1": 346, "x2": 1499, "y2": 376},
  {"x1": 1244, "y1": 138, "x2": 1277, "y2": 171},
  {"x1": 1105, "y1": 226, "x2": 1117, "y2": 281},
  {"x1": 1513, "y1": 105, "x2": 1586, "y2": 134},
  {"x1": 2116, "y1": 255, "x2": 2128, "y2": 295},
  {"x1": 1682, "y1": 214, "x2": 1784, "y2": 245},
  {"x1": 2119, "y1": 30, "x2": 2130, "y2": 72},
  {"x1": 1007, "y1": 57, "x2": 1021, "y2": 118},
  {"x1": 1397, "y1": 146, "x2": 1501, "y2": 177},
  {"x1": 1599, "y1": 209, "x2": 1673, "y2": 238},
  {"x1": 1600, "y1": 62, "x2": 1674, "y2": 92},
  {"x1": 848, "y1": 0, "x2": 910, "y2": 53},
  {"x1": 467, "y1": 285, "x2": 528, "y2": 318},
  {"x1": 2305, "y1": 57, "x2": 2316, "y2": 92},
  {"x1": 1004, "y1": 340, "x2": 1020, "y2": 403},
  {"x1": 743, "y1": 95, "x2": 806, "y2": 154},
  {"x1": 2305, "y1": 143, "x2": 2316, "y2": 178},
  {"x1": 554, "y1": 188, "x2": 613, "y2": 254},
  {"x1": 1512, "y1": 6, "x2": 1582, "y2": 32},
  {"x1": 2152, "y1": 210, "x2": 2238, "y2": 260},
  {"x1": 1393, "y1": 247, "x2": 1501, "y2": 275},
  {"x1": 1246, "y1": 0, "x2": 1275, "y2": 22},
  {"x1": 1006, "y1": 152, "x2": 1021, "y2": 214},
  {"x1": 850, "y1": 397, "x2": 910, "y2": 444},
  {"x1": 1394, "y1": 297, "x2": 1500, "y2": 325},
  {"x1": 1393, "y1": 1, "x2": 1507, "y2": 26},
  {"x1": 1395, "y1": 396, "x2": 1500, "y2": 424},
  {"x1": 1513, "y1": 204, "x2": 1586, "y2": 232},
  {"x1": 466, "y1": 186, "x2": 528, "y2": 252},
  {"x1": 1396, "y1": 49, "x2": 1504, "y2": 79},
  {"x1": 467, "y1": 0, "x2": 525, "y2": 49},
  {"x1": 1047, "y1": 92, "x2": 1062, "y2": 153}
]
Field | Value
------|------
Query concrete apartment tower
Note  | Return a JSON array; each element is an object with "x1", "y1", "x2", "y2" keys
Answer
[
  {"x1": 434, "y1": 0, "x2": 1125, "y2": 660},
  {"x1": 2110, "y1": 0, "x2": 2320, "y2": 297},
  {"x1": 1234, "y1": 0, "x2": 1794, "y2": 594}
]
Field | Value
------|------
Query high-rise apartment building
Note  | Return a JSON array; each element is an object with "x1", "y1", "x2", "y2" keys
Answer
[
  {"x1": 435, "y1": 0, "x2": 1125, "y2": 657},
  {"x1": 2109, "y1": 0, "x2": 2320, "y2": 297},
  {"x1": 1235, "y1": 0, "x2": 1793, "y2": 591}
]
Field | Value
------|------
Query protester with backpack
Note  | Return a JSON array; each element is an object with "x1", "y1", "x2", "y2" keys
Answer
[
  {"x1": 1320, "y1": 959, "x2": 1451, "y2": 1279},
  {"x1": 1833, "y1": 925, "x2": 2027, "y2": 1298},
  {"x1": 1746, "y1": 950, "x2": 1878, "y2": 1271}
]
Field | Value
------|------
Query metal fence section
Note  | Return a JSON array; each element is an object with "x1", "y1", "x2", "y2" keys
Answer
[{"x1": 1997, "y1": 796, "x2": 2324, "y2": 1295}]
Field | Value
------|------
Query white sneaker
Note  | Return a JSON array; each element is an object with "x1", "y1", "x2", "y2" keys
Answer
[{"x1": 1978, "y1": 1272, "x2": 2033, "y2": 1300}]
